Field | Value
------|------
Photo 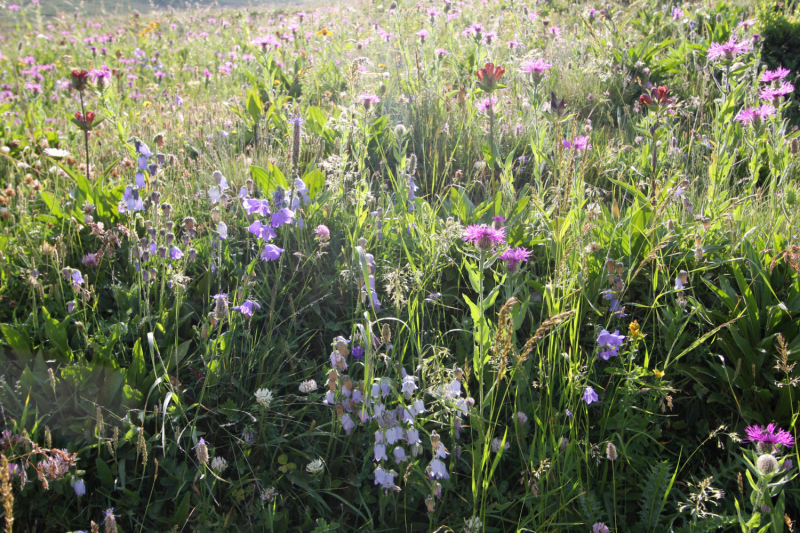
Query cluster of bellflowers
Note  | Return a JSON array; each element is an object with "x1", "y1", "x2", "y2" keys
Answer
[
  {"x1": 118, "y1": 139, "x2": 199, "y2": 282},
  {"x1": 355, "y1": 238, "x2": 381, "y2": 311},
  {"x1": 322, "y1": 335, "x2": 455, "y2": 495},
  {"x1": 601, "y1": 259, "x2": 626, "y2": 318},
  {"x1": 239, "y1": 174, "x2": 313, "y2": 263}
]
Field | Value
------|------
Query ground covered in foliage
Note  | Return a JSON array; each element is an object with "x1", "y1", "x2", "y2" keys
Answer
[{"x1": 0, "y1": 0, "x2": 799, "y2": 532}]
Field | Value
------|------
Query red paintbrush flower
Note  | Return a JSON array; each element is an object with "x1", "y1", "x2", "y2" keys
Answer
[
  {"x1": 70, "y1": 69, "x2": 90, "y2": 91},
  {"x1": 476, "y1": 62, "x2": 505, "y2": 91}
]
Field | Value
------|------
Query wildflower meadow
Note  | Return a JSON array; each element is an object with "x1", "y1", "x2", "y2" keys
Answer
[{"x1": 0, "y1": 0, "x2": 799, "y2": 531}]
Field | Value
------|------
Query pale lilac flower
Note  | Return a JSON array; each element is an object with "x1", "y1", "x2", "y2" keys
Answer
[
  {"x1": 583, "y1": 386, "x2": 599, "y2": 405},
  {"x1": 243, "y1": 198, "x2": 271, "y2": 216},
  {"x1": 217, "y1": 222, "x2": 228, "y2": 240},
  {"x1": 72, "y1": 479, "x2": 86, "y2": 497},
  {"x1": 232, "y1": 300, "x2": 261, "y2": 317},
  {"x1": 428, "y1": 459, "x2": 449, "y2": 479},
  {"x1": 393, "y1": 446, "x2": 407, "y2": 462},
  {"x1": 248, "y1": 220, "x2": 277, "y2": 241},
  {"x1": 592, "y1": 523, "x2": 610, "y2": 533},
  {"x1": 169, "y1": 246, "x2": 184, "y2": 260},
  {"x1": 71, "y1": 270, "x2": 84, "y2": 287},
  {"x1": 374, "y1": 443, "x2": 388, "y2": 462},
  {"x1": 260, "y1": 244, "x2": 284, "y2": 261},
  {"x1": 270, "y1": 208, "x2": 294, "y2": 228}
]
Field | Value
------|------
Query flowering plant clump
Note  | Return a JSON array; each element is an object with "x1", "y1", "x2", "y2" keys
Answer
[{"x1": 0, "y1": 2, "x2": 795, "y2": 533}]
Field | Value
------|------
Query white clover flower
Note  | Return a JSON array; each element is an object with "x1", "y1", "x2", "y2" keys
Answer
[
  {"x1": 299, "y1": 380, "x2": 318, "y2": 393},
  {"x1": 260, "y1": 487, "x2": 277, "y2": 502},
  {"x1": 464, "y1": 516, "x2": 482, "y2": 533},
  {"x1": 255, "y1": 387, "x2": 274, "y2": 408},
  {"x1": 306, "y1": 458, "x2": 325, "y2": 475},
  {"x1": 43, "y1": 148, "x2": 71, "y2": 159},
  {"x1": 516, "y1": 411, "x2": 528, "y2": 425},
  {"x1": 210, "y1": 456, "x2": 228, "y2": 474},
  {"x1": 491, "y1": 437, "x2": 510, "y2": 453}
]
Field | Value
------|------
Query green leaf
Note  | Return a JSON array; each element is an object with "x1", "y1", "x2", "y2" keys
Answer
[
  {"x1": 96, "y1": 456, "x2": 114, "y2": 488},
  {"x1": 42, "y1": 307, "x2": 70, "y2": 362},
  {"x1": 0, "y1": 324, "x2": 33, "y2": 361},
  {"x1": 250, "y1": 163, "x2": 288, "y2": 194},
  {"x1": 246, "y1": 89, "x2": 264, "y2": 121},
  {"x1": 127, "y1": 339, "x2": 146, "y2": 390},
  {"x1": 302, "y1": 168, "x2": 325, "y2": 199},
  {"x1": 173, "y1": 491, "x2": 192, "y2": 527}
]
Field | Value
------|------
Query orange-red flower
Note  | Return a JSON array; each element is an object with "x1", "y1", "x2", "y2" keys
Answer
[
  {"x1": 476, "y1": 62, "x2": 505, "y2": 91},
  {"x1": 70, "y1": 69, "x2": 90, "y2": 91}
]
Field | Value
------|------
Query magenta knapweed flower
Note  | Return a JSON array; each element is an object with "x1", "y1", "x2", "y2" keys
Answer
[
  {"x1": 434, "y1": 48, "x2": 449, "y2": 58},
  {"x1": 358, "y1": 93, "x2": 381, "y2": 109},
  {"x1": 707, "y1": 36, "x2": 753, "y2": 61},
  {"x1": 521, "y1": 58, "x2": 552, "y2": 76},
  {"x1": 463, "y1": 224, "x2": 506, "y2": 251},
  {"x1": 735, "y1": 104, "x2": 775, "y2": 126},
  {"x1": 738, "y1": 18, "x2": 756, "y2": 28},
  {"x1": 476, "y1": 95, "x2": 498, "y2": 113},
  {"x1": 500, "y1": 247, "x2": 532, "y2": 273},
  {"x1": 563, "y1": 136, "x2": 592, "y2": 151},
  {"x1": 760, "y1": 82, "x2": 794, "y2": 103},
  {"x1": 583, "y1": 386, "x2": 599, "y2": 404},
  {"x1": 760, "y1": 66, "x2": 790, "y2": 83},
  {"x1": 744, "y1": 423, "x2": 794, "y2": 450},
  {"x1": 416, "y1": 29, "x2": 429, "y2": 42}
]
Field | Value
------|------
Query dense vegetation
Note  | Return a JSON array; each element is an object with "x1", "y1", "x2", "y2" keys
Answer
[{"x1": 0, "y1": 0, "x2": 798, "y2": 532}]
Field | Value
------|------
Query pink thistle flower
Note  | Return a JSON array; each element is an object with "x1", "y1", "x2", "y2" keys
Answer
[
  {"x1": 500, "y1": 247, "x2": 532, "y2": 273},
  {"x1": 463, "y1": 224, "x2": 505, "y2": 251},
  {"x1": 707, "y1": 36, "x2": 752, "y2": 61},
  {"x1": 744, "y1": 423, "x2": 794, "y2": 452},
  {"x1": 476, "y1": 95, "x2": 498, "y2": 114},
  {"x1": 520, "y1": 58, "x2": 552, "y2": 83},
  {"x1": 760, "y1": 66, "x2": 790, "y2": 83},
  {"x1": 759, "y1": 82, "x2": 794, "y2": 103},
  {"x1": 735, "y1": 104, "x2": 775, "y2": 126}
]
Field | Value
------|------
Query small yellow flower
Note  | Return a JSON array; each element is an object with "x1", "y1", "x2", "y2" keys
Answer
[
  {"x1": 316, "y1": 28, "x2": 332, "y2": 37},
  {"x1": 652, "y1": 369, "x2": 665, "y2": 379},
  {"x1": 378, "y1": 63, "x2": 386, "y2": 69},
  {"x1": 628, "y1": 320, "x2": 644, "y2": 341}
]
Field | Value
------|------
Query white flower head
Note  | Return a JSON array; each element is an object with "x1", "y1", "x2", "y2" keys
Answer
[
  {"x1": 210, "y1": 456, "x2": 228, "y2": 473},
  {"x1": 43, "y1": 148, "x2": 71, "y2": 159},
  {"x1": 299, "y1": 379, "x2": 318, "y2": 393},
  {"x1": 306, "y1": 458, "x2": 325, "y2": 475},
  {"x1": 464, "y1": 516, "x2": 482, "y2": 533},
  {"x1": 491, "y1": 437, "x2": 510, "y2": 453},
  {"x1": 260, "y1": 487, "x2": 277, "y2": 502},
  {"x1": 255, "y1": 387, "x2": 274, "y2": 408}
]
